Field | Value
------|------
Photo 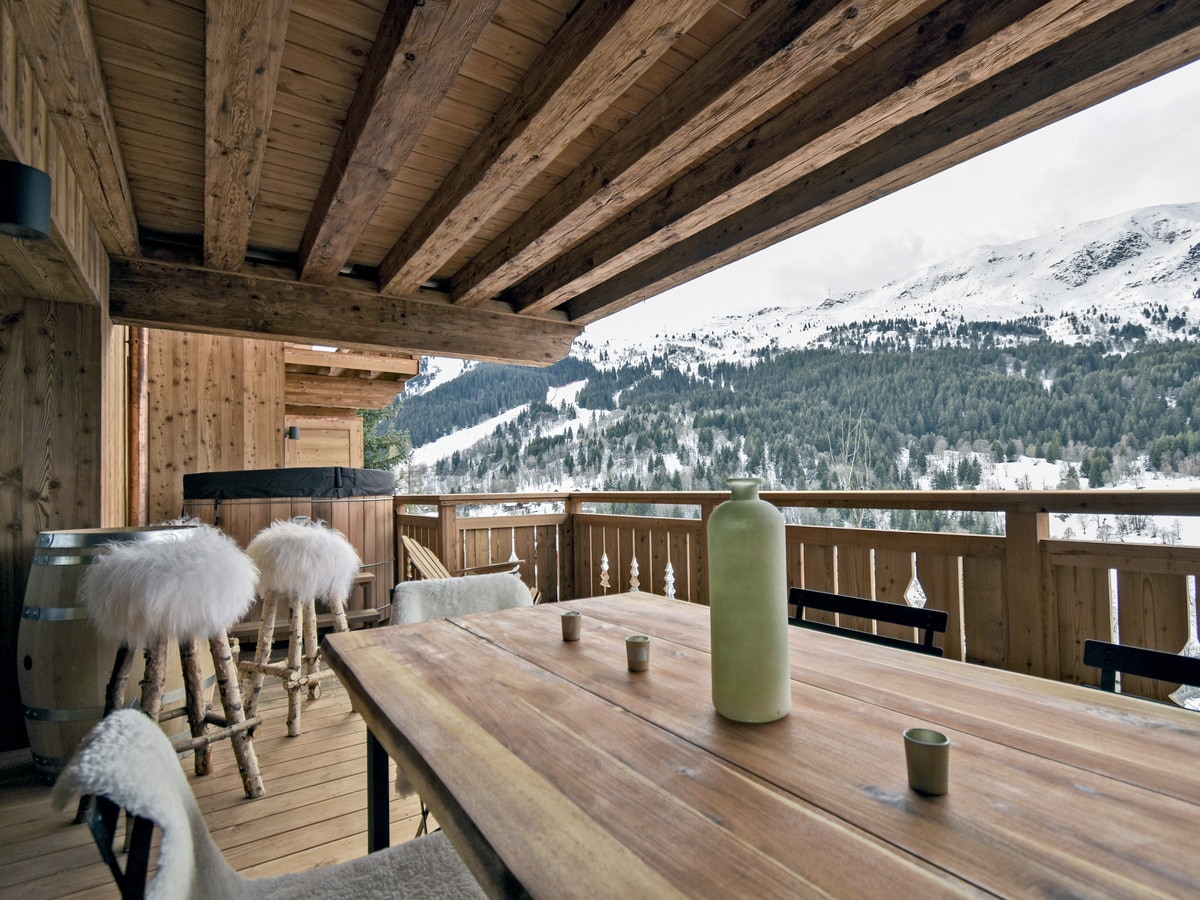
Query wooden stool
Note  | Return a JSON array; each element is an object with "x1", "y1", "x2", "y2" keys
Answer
[
  {"x1": 240, "y1": 519, "x2": 361, "y2": 736},
  {"x1": 80, "y1": 525, "x2": 264, "y2": 800}
]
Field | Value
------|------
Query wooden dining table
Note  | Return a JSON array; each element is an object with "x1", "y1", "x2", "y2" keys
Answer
[{"x1": 322, "y1": 592, "x2": 1200, "y2": 898}]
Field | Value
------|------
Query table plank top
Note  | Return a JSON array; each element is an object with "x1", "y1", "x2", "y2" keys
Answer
[{"x1": 324, "y1": 593, "x2": 1200, "y2": 898}]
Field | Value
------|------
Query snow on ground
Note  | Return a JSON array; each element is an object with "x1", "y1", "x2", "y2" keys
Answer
[
  {"x1": 409, "y1": 404, "x2": 527, "y2": 467},
  {"x1": 547, "y1": 380, "x2": 586, "y2": 406},
  {"x1": 933, "y1": 452, "x2": 1200, "y2": 546}
]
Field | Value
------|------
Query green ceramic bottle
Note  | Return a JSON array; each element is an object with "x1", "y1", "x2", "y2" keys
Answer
[{"x1": 707, "y1": 478, "x2": 791, "y2": 723}]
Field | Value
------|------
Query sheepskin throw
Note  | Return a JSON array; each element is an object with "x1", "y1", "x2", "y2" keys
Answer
[
  {"x1": 53, "y1": 710, "x2": 486, "y2": 899},
  {"x1": 246, "y1": 519, "x2": 361, "y2": 606},
  {"x1": 81, "y1": 525, "x2": 258, "y2": 645},
  {"x1": 391, "y1": 573, "x2": 532, "y2": 625}
]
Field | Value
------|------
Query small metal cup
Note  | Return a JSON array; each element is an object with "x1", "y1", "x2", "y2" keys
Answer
[
  {"x1": 561, "y1": 610, "x2": 581, "y2": 641},
  {"x1": 904, "y1": 727, "x2": 950, "y2": 795},
  {"x1": 626, "y1": 635, "x2": 650, "y2": 672}
]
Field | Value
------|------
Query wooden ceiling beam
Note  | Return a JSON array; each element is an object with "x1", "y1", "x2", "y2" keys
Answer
[
  {"x1": 503, "y1": 0, "x2": 1138, "y2": 316},
  {"x1": 5, "y1": 0, "x2": 139, "y2": 257},
  {"x1": 108, "y1": 256, "x2": 582, "y2": 366},
  {"x1": 296, "y1": 0, "x2": 502, "y2": 284},
  {"x1": 284, "y1": 372, "x2": 403, "y2": 409},
  {"x1": 376, "y1": 0, "x2": 716, "y2": 297},
  {"x1": 563, "y1": 0, "x2": 1200, "y2": 323},
  {"x1": 448, "y1": 0, "x2": 931, "y2": 309},
  {"x1": 284, "y1": 346, "x2": 420, "y2": 376},
  {"x1": 286, "y1": 405, "x2": 371, "y2": 419},
  {"x1": 204, "y1": 0, "x2": 292, "y2": 270}
]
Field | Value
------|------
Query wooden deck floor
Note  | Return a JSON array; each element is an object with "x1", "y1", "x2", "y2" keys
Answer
[{"x1": 0, "y1": 677, "x2": 426, "y2": 898}]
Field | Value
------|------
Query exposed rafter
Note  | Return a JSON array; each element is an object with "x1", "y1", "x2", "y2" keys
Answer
[
  {"x1": 448, "y1": 0, "x2": 930, "y2": 309},
  {"x1": 376, "y1": 0, "x2": 716, "y2": 297},
  {"x1": 5, "y1": 0, "x2": 1197, "y2": 352},
  {"x1": 296, "y1": 0, "x2": 502, "y2": 284},
  {"x1": 284, "y1": 345, "x2": 420, "y2": 377},
  {"x1": 502, "y1": 0, "x2": 1140, "y2": 316},
  {"x1": 562, "y1": 0, "x2": 1200, "y2": 323},
  {"x1": 284, "y1": 373, "x2": 404, "y2": 409},
  {"x1": 108, "y1": 257, "x2": 581, "y2": 366},
  {"x1": 204, "y1": 0, "x2": 292, "y2": 270},
  {"x1": 4, "y1": 0, "x2": 139, "y2": 257}
]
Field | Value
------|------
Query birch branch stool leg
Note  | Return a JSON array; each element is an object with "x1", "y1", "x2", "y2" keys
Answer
[
  {"x1": 242, "y1": 518, "x2": 362, "y2": 737},
  {"x1": 179, "y1": 637, "x2": 212, "y2": 777},
  {"x1": 241, "y1": 591, "x2": 281, "y2": 729},
  {"x1": 209, "y1": 631, "x2": 263, "y2": 798},
  {"x1": 79, "y1": 525, "x2": 266, "y2": 802},
  {"x1": 286, "y1": 596, "x2": 306, "y2": 736}
]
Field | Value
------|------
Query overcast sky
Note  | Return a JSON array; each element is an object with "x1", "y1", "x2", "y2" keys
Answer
[{"x1": 585, "y1": 58, "x2": 1200, "y2": 340}]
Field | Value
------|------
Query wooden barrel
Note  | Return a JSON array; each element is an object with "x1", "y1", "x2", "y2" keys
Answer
[{"x1": 16, "y1": 526, "x2": 215, "y2": 781}]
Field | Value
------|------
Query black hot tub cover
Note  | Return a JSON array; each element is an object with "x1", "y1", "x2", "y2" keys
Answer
[{"x1": 183, "y1": 467, "x2": 395, "y2": 500}]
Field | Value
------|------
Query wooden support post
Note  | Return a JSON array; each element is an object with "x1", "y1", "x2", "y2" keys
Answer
[
  {"x1": 562, "y1": 497, "x2": 582, "y2": 601},
  {"x1": 1004, "y1": 509, "x2": 1051, "y2": 678},
  {"x1": 437, "y1": 500, "x2": 460, "y2": 574}
]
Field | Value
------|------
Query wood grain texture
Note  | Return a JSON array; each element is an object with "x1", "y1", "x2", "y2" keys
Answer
[
  {"x1": 297, "y1": 0, "x2": 501, "y2": 283},
  {"x1": 512, "y1": 0, "x2": 1134, "y2": 315},
  {"x1": 0, "y1": 3, "x2": 109, "y2": 305},
  {"x1": 143, "y1": 328, "x2": 286, "y2": 520},
  {"x1": 377, "y1": 0, "x2": 715, "y2": 296},
  {"x1": 325, "y1": 595, "x2": 1200, "y2": 897},
  {"x1": 449, "y1": 0, "x2": 930, "y2": 307},
  {"x1": 0, "y1": 296, "x2": 110, "y2": 750},
  {"x1": 560, "y1": 0, "x2": 1200, "y2": 322},
  {"x1": 284, "y1": 372, "x2": 403, "y2": 409},
  {"x1": 204, "y1": 0, "x2": 292, "y2": 270},
  {"x1": 110, "y1": 256, "x2": 582, "y2": 365},
  {"x1": 5, "y1": 0, "x2": 140, "y2": 256}
]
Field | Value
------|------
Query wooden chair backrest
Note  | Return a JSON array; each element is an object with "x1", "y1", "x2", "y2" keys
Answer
[
  {"x1": 1083, "y1": 639, "x2": 1200, "y2": 694},
  {"x1": 788, "y1": 587, "x2": 949, "y2": 656},
  {"x1": 400, "y1": 535, "x2": 454, "y2": 581}
]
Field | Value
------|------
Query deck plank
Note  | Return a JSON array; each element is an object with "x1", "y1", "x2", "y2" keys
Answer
[{"x1": 0, "y1": 677, "x2": 426, "y2": 898}]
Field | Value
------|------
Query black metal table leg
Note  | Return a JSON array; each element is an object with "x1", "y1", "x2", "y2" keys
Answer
[{"x1": 367, "y1": 728, "x2": 390, "y2": 851}]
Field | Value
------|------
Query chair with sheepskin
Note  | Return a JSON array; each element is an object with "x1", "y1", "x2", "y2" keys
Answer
[
  {"x1": 80, "y1": 524, "x2": 264, "y2": 800},
  {"x1": 53, "y1": 709, "x2": 486, "y2": 900},
  {"x1": 240, "y1": 518, "x2": 361, "y2": 736}
]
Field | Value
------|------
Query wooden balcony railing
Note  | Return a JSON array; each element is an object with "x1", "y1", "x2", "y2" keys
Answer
[{"x1": 393, "y1": 490, "x2": 1200, "y2": 701}]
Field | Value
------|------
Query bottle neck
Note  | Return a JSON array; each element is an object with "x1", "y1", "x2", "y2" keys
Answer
[{"x1": 727, "y1": 478, "x2": 761, "y2": 501}]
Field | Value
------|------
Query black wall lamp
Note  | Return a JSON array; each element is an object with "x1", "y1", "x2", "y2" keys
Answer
[{"x1": 0, "y1": 160, "x2": 52, "y2": 240}]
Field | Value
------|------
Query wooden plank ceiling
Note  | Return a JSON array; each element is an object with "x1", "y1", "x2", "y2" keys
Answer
[{"x1": 3, "y1": 0, "x2": 1200, "y2": 368}]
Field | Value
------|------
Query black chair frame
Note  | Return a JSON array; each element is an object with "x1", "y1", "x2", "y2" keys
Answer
[
  {"x1": 86, "y1": 795, "x2": 153, "y2": 900},
  {"x1": 788, "y1": 587, "x2": 949, "y2": 657},
  {"x1": 1083, "y1": 639, "x2": 1200, "y2": 694}
]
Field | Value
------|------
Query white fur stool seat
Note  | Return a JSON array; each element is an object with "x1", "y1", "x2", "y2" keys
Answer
[
  {"x1": 240, "y1": 519, "x2": 361, "y2": 736},
  {"x1": 80, "y1": 524, "x2": 264, "y2": 800}
]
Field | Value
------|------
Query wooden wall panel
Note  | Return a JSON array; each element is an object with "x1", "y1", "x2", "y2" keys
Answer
[
  {"x1": 0, "y1": 3, "x2": 108, "y2": 305},
  {"x1": 283, "y1": 414, "x2": 364, "y2": 468},
  {"x1": 144, "y1": 329, "x2": 285, "y2": 521},
  {"x1": 0, "y1": 296, "x2": 115, "y2": 750}
]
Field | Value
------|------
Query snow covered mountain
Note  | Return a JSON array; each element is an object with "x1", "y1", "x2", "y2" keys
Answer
[{"x1": 568, "y1": 202, "x2": 1200, "y2": 370}]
